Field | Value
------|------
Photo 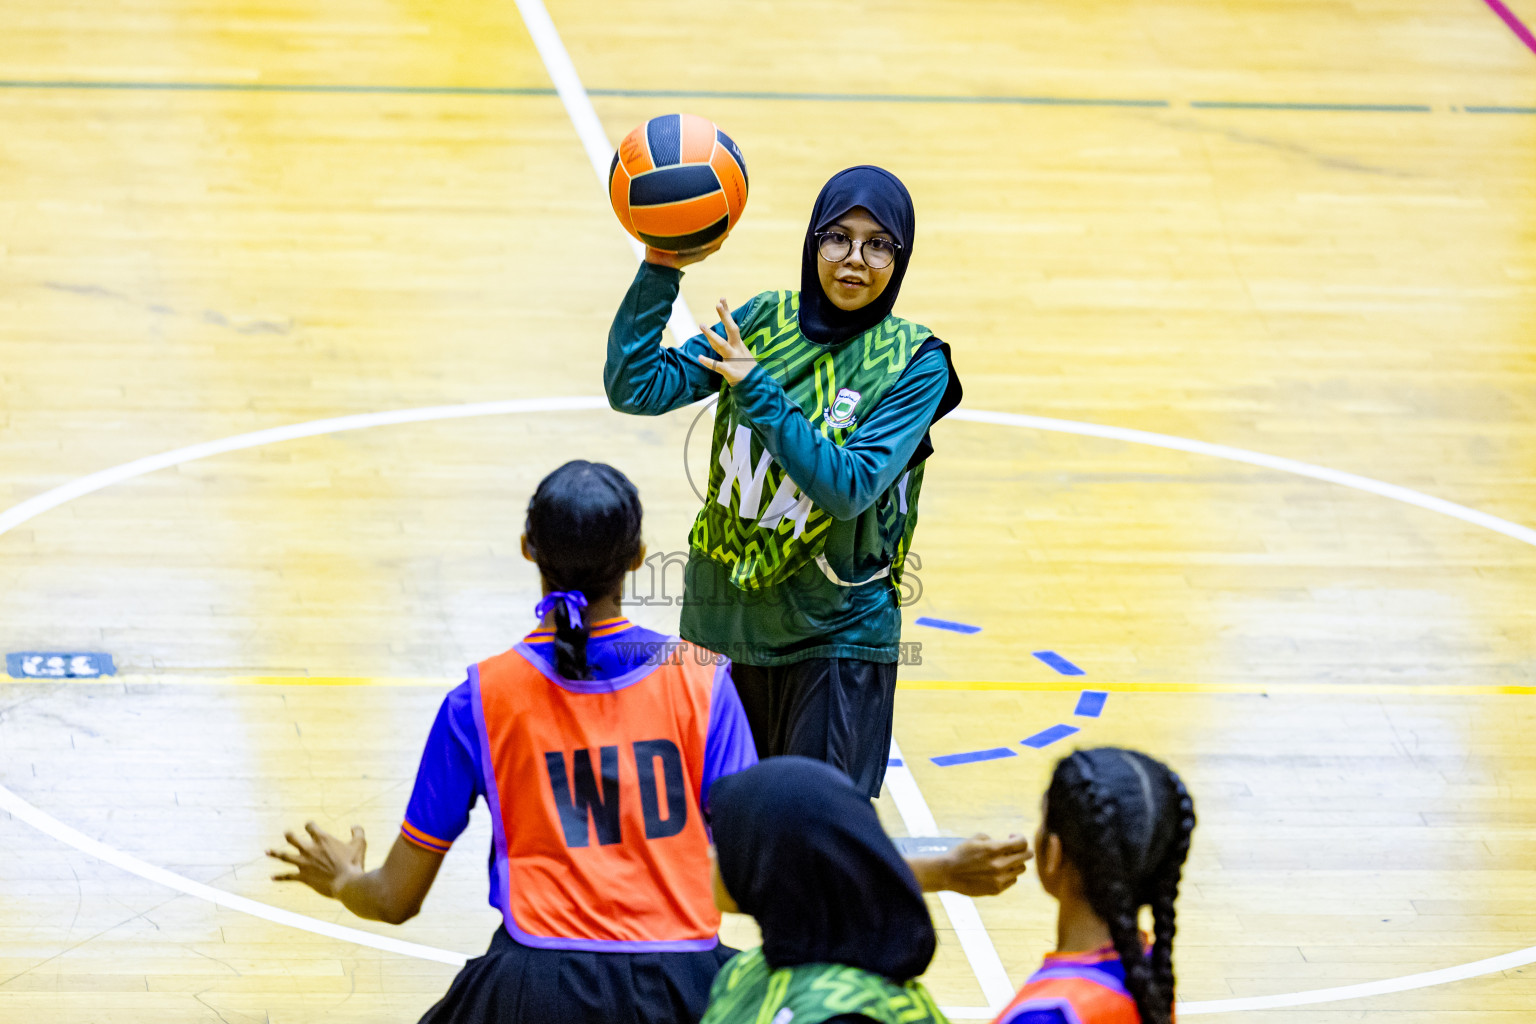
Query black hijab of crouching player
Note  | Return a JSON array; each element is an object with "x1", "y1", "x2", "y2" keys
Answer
[
  {"x1": 712, "y1": 757, "x2": 936, "y2": 980},
  {"x1": 1035, "y1": 748, "x2": 1196, "y2": 1024},
  {"x1": 522, "y1": 459, "x2": 644, "y2": 679},
  {"x1": 700, "y1": 757, "x2": 947, "y2": 1024}
]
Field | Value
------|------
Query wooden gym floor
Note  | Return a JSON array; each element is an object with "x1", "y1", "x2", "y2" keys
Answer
[{"x1": 1, "y1": 0, "x2": 1535, "y2": 1020}]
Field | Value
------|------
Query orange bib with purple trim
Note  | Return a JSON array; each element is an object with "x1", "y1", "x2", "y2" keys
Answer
[
  {"x1": 472, "y1": 639, "x2": 721, "y2": 950},
  {"x1": 993, "y1": 945, "x2": 1148, "y2": 1024}
]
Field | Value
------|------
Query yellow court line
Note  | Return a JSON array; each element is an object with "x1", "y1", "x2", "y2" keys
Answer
[
  {"x1": 899, "y1": 680, "x2": 1536, "y2": 696},
  {"x1": 13, "y1": 674, "x2": 1535, "y2": 696}
]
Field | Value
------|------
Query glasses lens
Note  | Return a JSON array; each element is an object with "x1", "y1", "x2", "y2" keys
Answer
[
  {"x1": 818, "y1": 231, "x2": 852, "y2": 262},
  {"x1": 864, "y1": 239, "x2": 897, "y2": 269}
]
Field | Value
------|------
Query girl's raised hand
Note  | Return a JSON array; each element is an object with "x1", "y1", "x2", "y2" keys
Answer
[
  {"x1": 268, "y1": 821, "x2": 367, "y2": 899},
  {"x1": 696, "y1": 299, "x2": 758, "y2": 385},
  {"x1": 644, "y1": 236, "x2": 724, "y2": 269}
]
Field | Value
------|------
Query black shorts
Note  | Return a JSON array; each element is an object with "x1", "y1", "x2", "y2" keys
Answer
[
  {"x1": 729, "y1": 658, "x2": 899, "y2": 799},
  {"x1": 419, "y1": 927, "x2": 736, "y2": 1024}
]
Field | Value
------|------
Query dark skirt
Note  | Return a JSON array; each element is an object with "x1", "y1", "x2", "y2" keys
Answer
[
  {"x1": 730, "y1": 658, "x2": 899, "y2": 799},
  {"x1": 418, "y1": 927, "x2": 737, "y2": 1024}
]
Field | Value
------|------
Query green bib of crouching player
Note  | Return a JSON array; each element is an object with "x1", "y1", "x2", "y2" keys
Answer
[
  {"x1": 700, "y1": 949, "x2": 947, "y2": 1024},
  {"x1": 689, "y1": 290, "x2": 931, "y2": 594}
]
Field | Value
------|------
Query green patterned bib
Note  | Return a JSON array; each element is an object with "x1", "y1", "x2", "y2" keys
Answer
[
  {"x1": 700, "y1": 948, "x2": 949, "y2": 1024},
  {"x1": 689, "y1": 291, "x2": 932, "y2": 592}
]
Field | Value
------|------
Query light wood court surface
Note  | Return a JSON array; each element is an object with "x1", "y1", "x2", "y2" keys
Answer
[{"x1": 2, "y1": 0, "x2": 1534, "y2": 1021}]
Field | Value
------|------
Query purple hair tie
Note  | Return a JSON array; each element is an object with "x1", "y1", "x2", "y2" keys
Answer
[{"x1": 535, "y1": 589, "x2": 589, "y2": 628}]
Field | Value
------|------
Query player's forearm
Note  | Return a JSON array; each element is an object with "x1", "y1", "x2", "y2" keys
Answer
[
  {"x1": 335, "y1": 866, "x2": 421, "y2": 924},
  {"x1": 731, "y1": 355, "x2": 945, "y2": 520},
  {"x1": 605, "y1": 262, "x2": 714, "y2": 414},
  {"x1": 729, "y1": 368, "x2": 881, "y2": 519},
  {"x1": 906, "y1": 855, "x2": 952, "y2": 893},
  {"x1": 333, "y1": 836, "x2": 445, "y2": 925}
]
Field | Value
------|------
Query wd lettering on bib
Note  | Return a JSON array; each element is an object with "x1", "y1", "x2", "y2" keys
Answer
[
  {"x1": 543, "y1": 740, "x2": 690, "y2": 847},
  {"x1": 690, "y1": 291, "x2": 932, "y2": 591},
  {"x1": 544, "y1": 746, "x2": 622, "y2": 847},
  {"x1": 634, "y1": 738, "x2": 689, "y2": 839}
]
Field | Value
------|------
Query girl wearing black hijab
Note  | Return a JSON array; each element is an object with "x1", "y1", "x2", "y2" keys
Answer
[
  {"x1": 606, "y1": 165, "x2": 963, "y2": 798},
  {"x1": 701, "y1": 756, "x2": 950, "y2": 1024}
]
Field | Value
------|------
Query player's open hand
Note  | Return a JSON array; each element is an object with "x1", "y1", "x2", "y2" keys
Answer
[
  {"x1": 697, "y1": 299, "x2": 758, "y2": 385},
  {"x1": 644, "y1": 236, "x2": 724, "y2": 269},
  {"x1": 937, "y1": 833, "x2": 1033, "y2": 896},
  {"x1": 268, "y1": 822, "x2": 367, "y2": 899}
]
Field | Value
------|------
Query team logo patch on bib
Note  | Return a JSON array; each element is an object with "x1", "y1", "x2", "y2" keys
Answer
[{"x1": 825, "y1": 387, "x2": 862, "y2": 428}]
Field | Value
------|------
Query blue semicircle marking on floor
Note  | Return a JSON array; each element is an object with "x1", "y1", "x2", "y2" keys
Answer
[
  {"x1": 1033, "y1": 651, "x2": 1084, "y2": 675},
  {"x1": 931, "y1": 747, "x2": 1017, "y2": 767},
  {"x1": 1074, "y1": 691, "x2": 1108, "y2": 717},
  {"x1": 915, "y1": 617, "x2": 981, "y2": 634},
  {"x1": 1022, "y1": 724, "x2": 1080, "y2": 749}
]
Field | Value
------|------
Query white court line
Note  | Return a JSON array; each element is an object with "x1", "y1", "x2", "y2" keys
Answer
[
  {"x1": 511, "y1": 0, "x2": 700, "y2": 344},
  {"x1": 950, "y1": 410, "x2": 1536, "y2": 547},
  {"x1": 886, "y1": 738, "x2": 1015, "y2": 1018},
  {"x1": 0, "y1": 781, "x2": 467, "y2": 966},
  {"x1": 1178, "y1": 946, "x2": 1536, "y2": 1015},
  {"x1": 3, "y1": 399, "x2": 1536, "y2": 1015},
  {"x1": 0, "y1": 397, "x2": 610, "y2": 538}
]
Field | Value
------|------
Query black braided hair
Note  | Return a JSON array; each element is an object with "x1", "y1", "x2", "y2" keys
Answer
[
  {"x1": 1147, "y1": 771, "x2": 1196, "y2": 1018},
  {"x1": 523, "y1": 461, "x2": 643, "y2": 680},
  {"x1": 1044, "y1": 748, "x2": 1197, "y2": 1024}
]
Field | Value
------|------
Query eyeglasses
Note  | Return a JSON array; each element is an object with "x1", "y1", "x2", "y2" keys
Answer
[{"x1": 816, "y1": 230, "x2": 901, "y2": 270}]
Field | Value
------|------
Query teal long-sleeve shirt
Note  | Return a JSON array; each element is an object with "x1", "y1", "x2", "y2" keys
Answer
[
  {"x1": 605, "y1": 262, "x2": 951, "y2": 665},
  {"x1": 605, "y1": 262, "x2": 948, "y2": 521}
]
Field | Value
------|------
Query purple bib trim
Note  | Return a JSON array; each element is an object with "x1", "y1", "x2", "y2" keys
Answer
[
  {"x1": 514, "y1": 642, "x2": 670, "y2": 693},
  {"x1": 501, "y1": 910, "x2": 718, "y2": 953},
  {"x1": 1027, "y1": 964, "x2": 1131, "y2": 997}
]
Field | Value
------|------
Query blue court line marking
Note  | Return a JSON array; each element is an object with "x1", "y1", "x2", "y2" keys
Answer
[
  {"x1": 888, "y1": 758, "x2": 904, "y2": 767},
  {"x1": 933, "y1": 687, "x2": 1102, "y2": 766},
  {"x1": 930, "y1": 747, "x2": 1018, "y2": 767},
  {"x1": 1074, "y1": 691, "x2": 1108, "y2": 718},
  {"x1": 1033, "y1": 651, "x2": 1085, "y2": 676},
  {"x1": 1022, "y1": 724, "x2": 1081, "y2": 749},
  {"x1": 0, "y1": 79, "x2": 1529, "y2": 114},
  {"x1": 915, "y1": 616, "x2": 982, "y2": 634},
  {"x1": 1191, "y1": 100, "x2": 1432, "y2": 112}
]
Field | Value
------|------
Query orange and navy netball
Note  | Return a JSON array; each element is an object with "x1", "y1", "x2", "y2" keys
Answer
[{"x1": 609, "y1": 114, "x2": 748, "y2": 252}]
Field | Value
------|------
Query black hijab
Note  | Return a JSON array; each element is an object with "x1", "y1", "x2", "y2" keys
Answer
[
  {"x1": 798, "y1": 165, "x2": 916, "y2": 345},
  {"x1": 710, "y1": 756, "x2": 937, "y2": 982}
]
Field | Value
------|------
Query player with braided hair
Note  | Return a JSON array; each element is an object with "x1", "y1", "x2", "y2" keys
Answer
[{"x1": 992, "y1": 747, "x2": 1196, "y2": 1024}]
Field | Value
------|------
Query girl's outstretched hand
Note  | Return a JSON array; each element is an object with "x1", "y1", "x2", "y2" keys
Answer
[
  {"x1": 269, "y1": 822, "x2": 367, "y2": 899},
  {"x1": 644, "y1": 236, "x2": 724, "y2": 269},
  {"x1": 909, "y1": 833, "x2": 1033, "y2": 896},
  {"x1": 697, "y1": 299, "x2": 758, "y2": 385}
]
